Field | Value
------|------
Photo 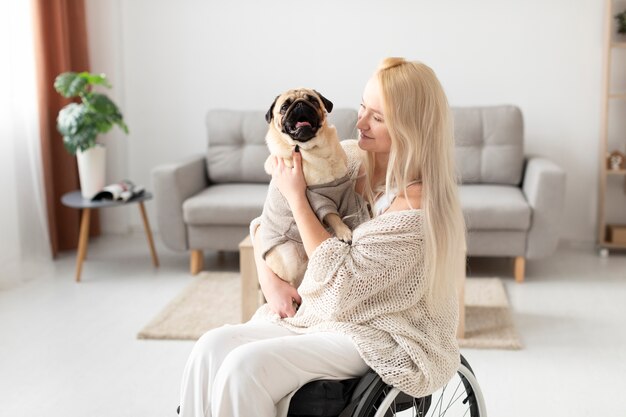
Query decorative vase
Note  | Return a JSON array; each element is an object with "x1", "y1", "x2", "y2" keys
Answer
[{"x1": 76, "y1": 145, "x2": 106, "y2": 199}]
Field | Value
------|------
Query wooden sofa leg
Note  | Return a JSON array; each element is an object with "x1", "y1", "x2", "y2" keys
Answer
[
  {"x1": 514, "y1": 256, "x2": 525, "y2": 283},
  {"x1": 190, "y1": 250, "x2": 204, "y2": 275}
]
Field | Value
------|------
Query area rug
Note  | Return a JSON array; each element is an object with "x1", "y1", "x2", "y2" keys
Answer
[
  {"x1": 138, "y1": 273, "x2": 522, "y2": 350},
  {"x1": 460, "y1": 277, "x2": 522, "y2": 349}
]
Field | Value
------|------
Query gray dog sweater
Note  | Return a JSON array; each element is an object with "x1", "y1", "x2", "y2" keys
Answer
[{"x1": 258, "y1": 174, "x2": 370, "y2": 260}]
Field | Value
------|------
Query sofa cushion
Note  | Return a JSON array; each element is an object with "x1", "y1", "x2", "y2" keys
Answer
[
  {"x1": 459, "y1": 185, "x2": 531, "y2": 231},
  {"x1": 205, "y1": 111, "x2": 269, "y2": 184},
  {"x1": 183, "y1": 183, "x2": 268, "y2": 226},
  {"x1": 205, "y1": 108, "x2": 358, "y2": 184},
  {"x1": 466, "y1": 230, "x2": 528, "y2": 257},
  {"x1": 452, "y1": 106, "x2": 524, "y2": 185}
]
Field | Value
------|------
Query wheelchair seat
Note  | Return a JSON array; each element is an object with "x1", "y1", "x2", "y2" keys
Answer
[{"x1": 287, "y1": 376, "x2": 362, "y2": 417}]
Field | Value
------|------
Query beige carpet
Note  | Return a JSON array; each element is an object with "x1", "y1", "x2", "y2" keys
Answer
[
  {"x1": 461, "y1": 277, "x2": 522, "y2": 349},
  {"x1": 138, "y1": 273, "x2": 521, "y2": 350}
]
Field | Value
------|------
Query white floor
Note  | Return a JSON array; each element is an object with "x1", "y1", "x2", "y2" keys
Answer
[{"x1": 1, "y1": 234, "x2": 625, "y2": 417}]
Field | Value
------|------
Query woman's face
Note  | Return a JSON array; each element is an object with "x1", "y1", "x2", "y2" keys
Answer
[{"x1": 357, "y1": 75, "x2": 392, "y2": 154}]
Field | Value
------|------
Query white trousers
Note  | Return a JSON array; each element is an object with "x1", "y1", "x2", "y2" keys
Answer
[{"x1": 178, "y1": 319, "x2": 369, "y2": 417}]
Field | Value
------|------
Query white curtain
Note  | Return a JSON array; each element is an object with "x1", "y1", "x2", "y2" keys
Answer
[{"x1": 0, "y1": 0, "x2": 52, "y2": 288}]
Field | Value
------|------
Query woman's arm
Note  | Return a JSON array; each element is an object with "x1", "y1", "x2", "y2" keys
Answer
[
  {"x1": 272, "y1": 150, "x2": 331, "y2": 257},
  {"x1": 300, "y1": 217, "x2": 425, "y2": 317},
  {"x1": 251, "y1": 224, "x2": 301, "y2": 318}
]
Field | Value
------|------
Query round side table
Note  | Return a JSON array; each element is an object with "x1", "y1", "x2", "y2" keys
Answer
[{"x1": 61, "y1": 190, "x2": 160, "y2": 282}]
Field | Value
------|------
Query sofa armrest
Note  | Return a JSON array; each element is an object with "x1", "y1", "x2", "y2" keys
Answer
[
  {"x1": 151, "y1": 155, "x2": 209, "y2": 251},
  {"x1": 521, "y1": 156, "x2": 566, "y2": 259}
]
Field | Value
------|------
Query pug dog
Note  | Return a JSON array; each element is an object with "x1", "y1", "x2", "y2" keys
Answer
[{"x1": 257, "y1": 88, "x2": 368, "y2": 289}]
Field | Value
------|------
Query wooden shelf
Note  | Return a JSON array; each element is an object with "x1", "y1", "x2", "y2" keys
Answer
[
  {"x1": 602, "y1": 223, "x2": 626, "y2": 249},
  {"x1": 598, "y1": 1, "x2": 626, "y2": 252}
]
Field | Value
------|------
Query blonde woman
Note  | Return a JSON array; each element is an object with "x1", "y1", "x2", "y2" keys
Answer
[{"x1": 178, "y1": 57, "x2": 466, "y2": 417}]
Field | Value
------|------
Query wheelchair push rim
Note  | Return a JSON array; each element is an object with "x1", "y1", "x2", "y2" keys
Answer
[{"x1": 361, "y1": 361, "x2": 487, "y2": 417}]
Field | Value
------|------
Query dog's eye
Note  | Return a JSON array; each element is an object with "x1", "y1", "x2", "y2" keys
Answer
[{"x1": 280, "y1": 102, "x2": 290, "y2": 113}]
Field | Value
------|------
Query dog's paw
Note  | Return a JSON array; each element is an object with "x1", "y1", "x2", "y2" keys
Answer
[{"x1": 334, "y1": 224, "x2": 353, "y2": 244}]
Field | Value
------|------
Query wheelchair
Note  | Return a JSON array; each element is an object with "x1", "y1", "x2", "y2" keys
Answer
[{"x1": 287, "y1": 354, "x2": 486, "y2": 417}]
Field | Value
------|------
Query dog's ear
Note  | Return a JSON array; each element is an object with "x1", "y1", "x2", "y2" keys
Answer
[
  {"x1": 313, "y1": 90, "x2": 333, "y2": 113},
  {"x1": 265, "y1": 96, "x2": 279, "y2": 123}
]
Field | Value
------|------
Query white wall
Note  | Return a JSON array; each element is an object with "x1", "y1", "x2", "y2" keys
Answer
[{"x1": 86, "y1": 0, "x2": 609, "y2": 244}]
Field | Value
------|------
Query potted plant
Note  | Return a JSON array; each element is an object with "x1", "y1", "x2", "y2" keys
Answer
[{"x1": 54, "y1": 71, "x2": 129, "y2": 199}]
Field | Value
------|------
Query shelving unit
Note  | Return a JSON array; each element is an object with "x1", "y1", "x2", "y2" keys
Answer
[{"x1": 598, "y1": 0, "x2": 626, "y2": 256}]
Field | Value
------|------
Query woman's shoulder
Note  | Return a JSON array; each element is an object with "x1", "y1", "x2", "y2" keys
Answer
[
  {"x1": 355, "y1": 208, "x2": 424, "y2": 241},
  {"x1": 386, "y1": 183, "x2": 422, "y2": 212}
]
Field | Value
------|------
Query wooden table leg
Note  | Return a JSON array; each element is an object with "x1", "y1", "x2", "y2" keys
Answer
[
  {"x1": 239, "y1": 236, "x2": 260, "y2": 322},
  {"x1": 138, "y1": 202, "x2": 159, "y2": 267},
  {"x1": 75, "y1": 208, "x2": 91, "y2": 282}
]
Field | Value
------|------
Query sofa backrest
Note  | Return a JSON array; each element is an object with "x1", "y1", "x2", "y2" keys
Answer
[
  {"x1": 452, "y1": 105, "x2": 524, "y2": 185},
  {"x1": 206, "y1": 108, "x2": 358, "y2": 183},
  {"x1": 205, "y1": 105, "x2": 524, "y2": 186}
]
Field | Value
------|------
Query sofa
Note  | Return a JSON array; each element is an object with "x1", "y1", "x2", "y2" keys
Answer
[{"x1": 152, "y1": 105, "x2": 566, "y2": 282}]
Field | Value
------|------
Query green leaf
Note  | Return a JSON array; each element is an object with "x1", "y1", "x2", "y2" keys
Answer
[
  {"x1": 62, "y1": 124, "x2": 98, "y2": 154},
  {"x1": 54, "y1": 72, "x2": 75, "y2": 96},
  {"x1": 74, "y1": 125, "x2": 99, "y2": 152},
  {"x1": 57, "y1": 104, "x2": 102, "y2": 154},
  {"x1": 62, "y1": 136, "x2": 78, "y2": 155},
  {"x1": 57, "y1": 103, "x2": 87, "y2": 136},
  {"x1": 90, "y1": 112, "x2": 114, "y2": 134},
  {"x1": 78, "y1": 72, "x2": 111, "y2": 88},
  {"x1": 54, "y1": 72, "x2": 89, "y2": 97},
  {"x1": 116, "y1": 119, "x2": 129, "y2": 134},
  {"x1": 84, "y1": 93, "x2": 120, "y2": 116}
]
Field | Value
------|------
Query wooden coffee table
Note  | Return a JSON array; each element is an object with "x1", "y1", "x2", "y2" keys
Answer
[{"x1": 61, "y1": 190, "x2": 159, "y2": 282}]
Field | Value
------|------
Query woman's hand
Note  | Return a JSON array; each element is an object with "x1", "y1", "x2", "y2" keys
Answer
[
  {"x1": 272, "y1": 147, "x2": 332, "y2": 257},
  {"x1": 252, "y1": 223, "x2": 302, "y2": 318},
  {"x1": 272, "y1": 148, "x2": 307, "y2": 207},
  {"x1": 261, "y1": 274, "x2": 302, "y2": 318}
]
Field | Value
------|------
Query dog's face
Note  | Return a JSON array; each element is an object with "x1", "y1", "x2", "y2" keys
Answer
[{"x1": 265, "y1": 88, "x2": 333, "y2": 143}]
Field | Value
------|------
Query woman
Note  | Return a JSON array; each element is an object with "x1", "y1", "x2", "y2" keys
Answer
[{"x1": 178, "y1": 57, "x2": 466, "y2": 417}]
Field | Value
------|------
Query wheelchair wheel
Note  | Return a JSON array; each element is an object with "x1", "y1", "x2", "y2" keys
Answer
[{"x1": 352, "y1": 355, "x2": 486, "y2": 417}]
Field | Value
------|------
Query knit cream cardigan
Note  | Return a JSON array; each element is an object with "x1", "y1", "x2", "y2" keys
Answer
[{"x1": 252, "y1": 140, "x2": 460, "y2": 398}]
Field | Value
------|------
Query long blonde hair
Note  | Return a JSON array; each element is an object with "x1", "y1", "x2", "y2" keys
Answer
[{"x1": 362, "y1": 57, "x2": 466, "y2": 301}]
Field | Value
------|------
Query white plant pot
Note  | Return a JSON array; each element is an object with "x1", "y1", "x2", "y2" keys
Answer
[{"x1": 76, "y1": 145, "x2": 106, "y2": 199}]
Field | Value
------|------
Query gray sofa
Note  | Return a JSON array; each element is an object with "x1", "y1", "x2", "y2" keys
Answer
[{"x1": 152, "y1": 105, "x2": 566, "y2": 282}]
